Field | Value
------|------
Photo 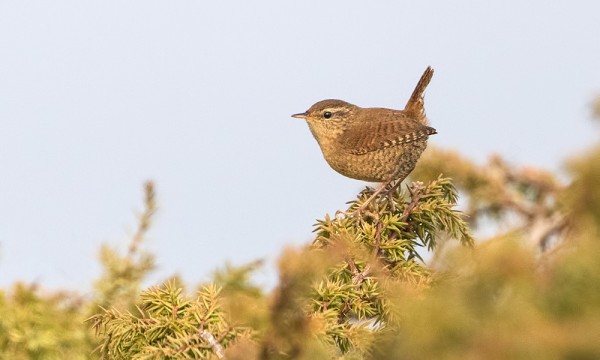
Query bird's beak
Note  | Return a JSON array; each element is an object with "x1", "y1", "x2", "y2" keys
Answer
[{"x1": 291, "y1": 112, "x2": 308, "y2": 119}]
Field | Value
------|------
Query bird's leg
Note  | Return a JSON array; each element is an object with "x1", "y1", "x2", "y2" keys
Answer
[
  {"x1": 383, "y1": 179, "x2": 402, "y2": 196},
  {"x1": 338, "y1": 180, "x2": 392, "y2": 218},
  {"x1": 338, "y1": 177, "x2": 406, "y2": 218},
  {"x1": 382, "y1": 177, "x2": 407, "y2": 213}
]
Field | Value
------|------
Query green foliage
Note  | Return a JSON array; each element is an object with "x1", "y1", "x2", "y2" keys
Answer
[
  {"x1": 563, "y1": 144, "x2": 600, "y2": 235},
  {"x1": 0, "y1": 283, "x2": 93, "y2": 360},
  {"x1": 88, "y1": 282, "x2": 249, "y2": 359},
  {"x1": 258, "y1": 176, "x2": 473, "y2": 357},
  {"x1": 92, "y1": 181, "x2": 157, "y2": 311},
  {"x1": 2, "y1": 96, "x2": 600, "y2": 359},
  {"x1": 259, "y1": 247, "x2": 336, "y2": 359},
  {"x1": 209, "y1": 261, "x2": 268, "y2": 336},
  {"x1": 412, "y1": 147, "x2": 566, "y2": 252},
  {"x1": 212, "y1": 260, "x2": 264, "y2": 299},
  {"x1": 0, "y1": 182, "x2": 160, "y2": 359},
  {"x1": 368, "y1": 236, "x2": 600, "y2": 360}
]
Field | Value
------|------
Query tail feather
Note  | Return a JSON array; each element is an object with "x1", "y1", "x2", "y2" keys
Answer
[{"x1": 404, "y1": 66, "x2": 434, "y2": 124}]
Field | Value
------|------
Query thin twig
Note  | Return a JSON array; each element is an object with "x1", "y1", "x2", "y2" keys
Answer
[{"x1": 199, "y1": 329, "x2": 225, "y2": 359}]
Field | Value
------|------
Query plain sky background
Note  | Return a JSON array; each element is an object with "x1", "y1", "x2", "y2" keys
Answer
[{"x1": 1, "y1": 1, "x2": 599, "y2": 291}]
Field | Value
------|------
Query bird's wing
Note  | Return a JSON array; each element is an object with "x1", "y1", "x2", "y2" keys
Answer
[{"x1": 343, "y1": 115, "x2": 437, "y2": 155}]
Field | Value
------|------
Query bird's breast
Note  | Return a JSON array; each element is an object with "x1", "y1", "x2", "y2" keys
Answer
[{"x1": 320, "y1": 140, "x2": 429, "y2": 183}]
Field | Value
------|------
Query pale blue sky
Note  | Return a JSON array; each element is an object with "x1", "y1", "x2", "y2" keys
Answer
[{"x1": 1, "y1": 1, "x2": 599, "y2": 290}]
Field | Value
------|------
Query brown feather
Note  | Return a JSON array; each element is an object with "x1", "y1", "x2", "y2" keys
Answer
[
  {"x1": 404, "y1": 66, "x2": 434, "y2": 124},
  {"x1": 343, "y1": 111, "x2": 436, "y2": 155}
]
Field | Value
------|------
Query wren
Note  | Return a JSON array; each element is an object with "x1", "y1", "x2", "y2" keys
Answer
[{"x1": 293, "y1": 67, "x2": 436, "y2": 193}]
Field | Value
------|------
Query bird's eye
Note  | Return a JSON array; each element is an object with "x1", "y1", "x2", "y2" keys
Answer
[{"x1": 323, "y1": 111, "x2": 332, "y2": 119}]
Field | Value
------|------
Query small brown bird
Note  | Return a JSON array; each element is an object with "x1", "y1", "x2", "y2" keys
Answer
[{"x1": 292, "y1": 67, "x2": 436, "y2": 206}]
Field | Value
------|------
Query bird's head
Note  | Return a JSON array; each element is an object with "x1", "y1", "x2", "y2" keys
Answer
[{"x1": 292, "y1": 99, "x2": 359, "y2": 140}]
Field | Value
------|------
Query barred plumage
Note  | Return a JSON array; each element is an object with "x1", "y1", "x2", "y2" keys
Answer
[{"x1": 293, "y1": 67, "x2": 436, "y2": 183}]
